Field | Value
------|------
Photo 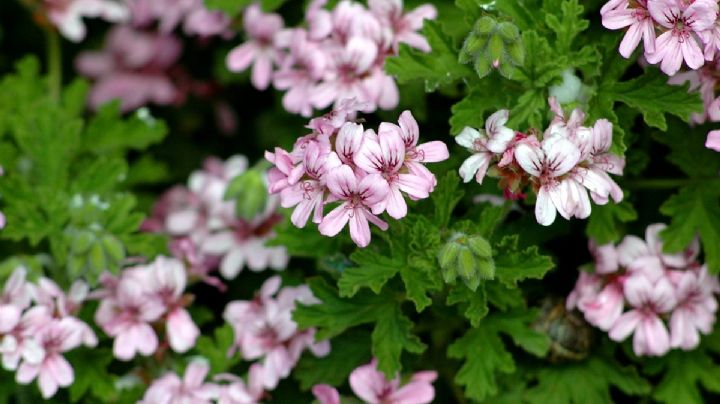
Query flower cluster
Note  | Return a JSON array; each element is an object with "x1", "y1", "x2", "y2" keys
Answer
[
  {"x1": 312, "y1": 359, "x2": 437, "y2": 404},
  {"x1": 94, "y1": 256, "x2": 200, "y2": 360},
  {"x1": 143, "y1": 155, "x2": 288, "y2": 283},
  {"x1": 601, "y1": 0, "x2": 720, "y2": 76},
  {"x1": 223, "y1": 276, "x2": 330, "y2": 390},
  {"x1": 0, "y1": 268, "x2": 96, "y2": 398},
  {"x1": 139, "y1": 360, "x2": 270, "y2": 403},
  {"x1": 129, "y1": 0, "x2": 232, "y2": 38},
  {"x1": 567, "y1": 224, "x2": 719, "y2": 357},
  {"x1": 43, "y1": 0, "x2": 129, "y2": 42},
  {"x1": 266, "y1": 103, "x2": 449, "y2": 247},
  {"x1": 226, "y1": 0, "x2": 437, "y2": 116},
  {"x1": 76, "y1": 25, "x2": 184, "y2": 112},
  {"x1": 456, "y1": 97, "x2": 625, "y2": 226}
]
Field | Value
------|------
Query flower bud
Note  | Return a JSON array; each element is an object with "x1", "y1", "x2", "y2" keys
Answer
[
  {"x1": 224, "y1": 169, "x2": 268, "y2": 220},
  {"x1": 474, "y1": 16, "x2": 497, "y2": 34},
  {"x1": 437, "y1": 233, "x2": 495, "y2": 291}
]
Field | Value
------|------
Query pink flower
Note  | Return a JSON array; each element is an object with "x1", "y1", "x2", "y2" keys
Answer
[
  {"x1": 580, "y1": 281, "x2": 625, "y2": 331},
  {"x1": 215, "y1": 364, "x2": 266, "y2": 404},
  {"x1": 646, "y1": 0, "x2": 718, "y2": 75},
  {"x1": 146, "y1": 256, "x2": 199, "y2": 353},
  {"x1": 669, "y1": 267, "x2": 718, "y2": 350},
  {"x1": 0, "y1": 268, "x2": 33, "y2": 334},
  {"x1": 706, "y1": 129, "x2": 720, "y2": 151},
  {"x1": 313, "y1": 384, "x2": 341, "y2": 404},
  {"x1": 226, "y1": 4, "x2": 284, "y2": 90},
  {"x1": 319, "y1": 165, "x2": 390, "y2": 247},
  {"x1": 354, "y1": 124, "x2": 433, "y2": 219},
  {"x1": 349, "y1": 359, "x2": 436, "y2": 404},
  {"x1": 94, "y1": 270, "x2": 164, "y2": 360},
  {"x1": 601, "y1": 0, "x2": 656, "y2": 58},
  {"x1": 75, "y1": 25, "x2": 183, "y2": 111},
  {"x1": 393, "y1": 111, "x2": 449, "y2": 190},
  {"x1": 456, "y1": 110, "x2": 516, "y2": 184},
  {"x1": 139, "y1": 360, "x2": 219, "y2": 404},
  {"x1": 44, "y1": 0, "x2": 129, "y2": 42},
  {"x1": 368, "y1": 0, "x2": 437, "y2": 52},
  {"x1": 609, "y1": 274, "x2": 676, "y2": 356},
  {"x1": 223, "y1": 277, "x2": 330, "y2": 389},
  {"x1": 15, "y1": 318, "x2": 83, "y2": 398},
  {"x1": 514, "y1": 136, "x2": 582, "y2": 225},
  {"x1": 572, "y1": 119, "x2": 624, "y2": 205},
  {"x1": 589, "y1": 240, "x2": 620, "y2": 274}
]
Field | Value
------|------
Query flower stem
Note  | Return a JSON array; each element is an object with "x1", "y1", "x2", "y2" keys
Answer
[{"x1": 46, "y1": 28, "x2": 62, "y2": 101}]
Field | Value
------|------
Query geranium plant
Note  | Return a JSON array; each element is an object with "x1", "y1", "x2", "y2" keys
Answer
[{"x1": 0, "y1": 0, "x2": 719, "y2": 403}]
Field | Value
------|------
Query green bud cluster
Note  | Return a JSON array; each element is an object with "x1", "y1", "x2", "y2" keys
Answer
[
  {"x1": 224, "y1": 168, "x2": 269, "y2": 220},
  {"x1": 437, "y1": 232, "x2": 495, "y2": 291},
  {"x1": 65, "y1": 228, "x2": 125, "y2": 284},
  {"x1": 459, "y1": 16, "x2": 524, "y2": 80}
]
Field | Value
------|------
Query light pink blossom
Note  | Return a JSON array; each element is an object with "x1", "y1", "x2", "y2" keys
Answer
[
  {"x1": 368, "y1": 0, "x2": 437, "y2": 52},
  {"x1": 706, "y1": 129, "x2": 720, "y2": 151},
  {"x1": 45, "y1": 0, "x2": 129, "y2": 42},
  {"x1": 215, "y1": 363, "x2": 266, "y2": 404},
  {"x1": 456, "y1": 110, "x2": 516, "y2": 184},
  {"x1": 601, "y1": 0, "x2": 656, "y2": 58},
  {"x1": 670, "y1": 267, "x2": 718, "y2": 349},
  {"x1": 139, "y1": 361, "x2": 219, "y2": 404},
  {"x1": 645, "y1": 0, "x2": 719, "y2": 75}
]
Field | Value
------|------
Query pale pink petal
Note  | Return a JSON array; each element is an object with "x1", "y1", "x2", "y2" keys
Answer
[
  {"x1": 313, "y1": 384, "x2": 341, "y2": 404},
  {"x1": 415, "y1": 141, "x2": 449, "y2": 163},
  {"x1": 167, "y1": 308, "x2": 200, "y2": 353},
  {"x1": 535, "y1": 186, "x2": 558, "y2": 226},
  {"x1": 609, "y1": 310, "x2": 641, "y2": 341},
  {"x1": 706, "y1": 130, "x2": 720, "y2": 151},
  {"x1": 226, "y1": 43, "x2": 257, "y2": 72},
  {"x1": 349, "y1": 361, "x2": 386, "y2": 403},
  {"x1": 319, "y1": 204, "x2": 351, "y2": 238}
]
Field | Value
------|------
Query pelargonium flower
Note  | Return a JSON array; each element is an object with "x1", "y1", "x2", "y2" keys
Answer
[
  {"x1": 267, "y1": 106, "x2": 448, "y2": 247},
  {"x1": 144, "y1": 155, "x2": 288, "y2": 282},
  {"x1": 223, "y1": 276, "x2": 330, "y2": 389},
  {"x1": 456, "y1": 98, "x2": 625, "y2": 226},
  {"x1": 226, "y1": 0, "x2": 436, "y2": 115},
  {"x1": 313, "y1": 359, "x2": 437, "y2": 404},
  {"x1": 215, "y1": 363, "x2": 265, "y2": 404},
  {"x1": 568, "y1": 223, "x2": 719, "y2": 357},
  {"x1": 601, "y1": 0, "x2": 655, "y2": 58},
  {"x1": 645, "y1": 0, "x2": 718, "y2": 75},
  {"x1": 44, "y1": 0, "x2": 129, "y2": 42},
  {"x1": 227, "y1": 4, "x2": 284, "y2": 90},
  {"x1": 139, "y1": 360, "x2": 219, "y2": 404},
  {"x1": 75, "y1": 25, "x2": 183, "y2": 112},
  {"x1": 129, "y1": 0, "x2": 231, "y2": 37},
  {"x1": 94, "y1": 256, "x2": 200, "y2": 360}
]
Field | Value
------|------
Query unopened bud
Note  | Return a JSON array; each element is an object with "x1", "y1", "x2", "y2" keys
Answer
[
  {"x1": 437, "y1": 233, "x2": 496, "y2": 291},
  {"x1": 224, "y1": 169, "x2": 268, "y2": 220}
]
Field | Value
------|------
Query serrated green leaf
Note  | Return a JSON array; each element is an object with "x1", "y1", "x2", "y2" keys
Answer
[
  {"x1": 493, "y1": 235, "x2": 554, "y2": 285},
  {"x1": 83, "y1": 103, "x2": 167, "y2": 155},
  {"x1": 385, "y1": 21, "x2": 473, "y2": 90},
  {"x1": 372, "y1": 306, "x2": 427, "y2": 378},
  {"x1": 586, "y1": 201, "x2": 637, "y2": 244},
  {"x1": 543, "y1": 0, "x2": 589, "y2": 53},
  {"x1": 446, "y1": 283, "x2": 489, "y2": 326},
  {"x1": 525, "y1": 346, "x2": 650, "y2": 403},
  {"x1": 195, "y1": 324, "x2": 240, "y2": 374},
  {"x1": 431, "y1": 171, "x2": 465, "y2": 228},
  {"x1": 67, "y1": 348, "x2": 116, "y2": 402},
  {"x1": 660, "y1": 185, "x2": 720, "y2": 272},
  {"x1": 338, "y1": 250, "x2": 401, "y2": 297},
  {"x1": 606, "y1": 70, "x2": 703, "y2": 131}
]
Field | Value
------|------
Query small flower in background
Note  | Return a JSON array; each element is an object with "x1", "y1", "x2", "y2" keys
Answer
[
  {"x1": 129, "y1": 0, "x2": 232, "y2": 38},
  {"x1": 214, "y1": 363, "x2": 265, "y2": 404},
  {"x1": 143, "y1": 155, "x2": 288, "y2": 283},
  {"x1": 75, "y1": 25, "x2": 184, "y2": 112},
  {"x1": 138, "y1": 360, "x2": 219, "y2": 404},
  {"x1": 266, "y1": 105, "x2": 448, "y2": 247},
  {"x1": 43, "y1": 0, "x2": 129, "y2": 42},
  {"x1": 707, "y1": 129, "x2": 720, "y2": 151},
  {"x1": 456, "y1": 97, "x2": 625, "y2": 226},
  {"x1": 94, "y1": 256, "x2": 200, "y2": 360},
  {"x1": 223, "y1": 276, "x2": 330, "y2": 389},
  {"x1": 567, "y1": 223, "x2": 719, "y2": 357},
  {"x1": 0, "y1": 268, "x2": 95, "y2": 399},
  {"x1": 601, "y1": 0, "x2": 719, "y2": 75},
  {"x1": 225, "y1": 0, "x2": 437, "y2": 116},
  {"x1": 312, "y1": 359, "x2": 437, "y2": 404}
]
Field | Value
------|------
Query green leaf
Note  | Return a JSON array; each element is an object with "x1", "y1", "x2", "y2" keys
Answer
[
  {"x1": 338, "y1": 250, "x2": 401, "y2": 297},
  {"x1": 449, "y1": 82, "x2": 512, "y2": 135},
  {"x1": 385, "y1": 21, "x2": 473, "y2": 91},
  {"x1": 543, "y1": 0, "x2": 589, "y2": 53},
  {"x1": 431, "y1": 171, "x2": 465, "y2": 228},
  {"x1": 268, "y1": 217, "x2": 343, "y2": 258},
  {"x1": 372, "y1": 306, "x2": 427, "y2": 377},
  {"x1": 203, "y1": 0, "x2": 252, "y2": 16},
  {"x1": 660, "y1": 185, "x2": 720, "y2": 272},
  {"x1": 585, "y1": 201, "x2": 638, "y2": 244},
  {"x1": 83, "y1": 103, "x2": 167, "y2": 155},
  {"x1": 508, "y1": 88, "x2": 547, "y2": 129},
  {"x1": 493, "y1": 235, "x2": 554, "y2": 286},
  {"x1": 195, "y1": 324, "x2": 240, "y2": 374},
  {"x1": 652, "y1": 120, "x2": 720, "y2": 177},
  {"x1": 492, "y1": 310, "x2": 549, "y2": 357},
  {"x1": 605, "y1": 70, "x2": 703, "y2": 131},
  {"x1": 294, "y1": 331, "x2": 372, "y2": 390},
  {"x1": 446, "y1": 283, "x2": 489, "y2": 326},
  {"x1": 67, "y1": 348, "x2": 116, "y2": 402},
  {"x1": 525, "y1": 346, "x2": 650, "y2": 403}
]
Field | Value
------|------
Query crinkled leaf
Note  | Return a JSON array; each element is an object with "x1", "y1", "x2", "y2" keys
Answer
[
  {"x1": 586, "y1": 201, "x2": 638, "y2": 244},
  {"x1": 493, "y1": 235, "x2": 554, "y2": 286},
  {"x1": 372, "y1": 306, "x2": 427, "y2": 377},
  {"x1": 339, "y1": 250, "x2": 401, "y2": 297},
  {"x1": 446, "y1": 283, "x2": 489, "y2": 326}
]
